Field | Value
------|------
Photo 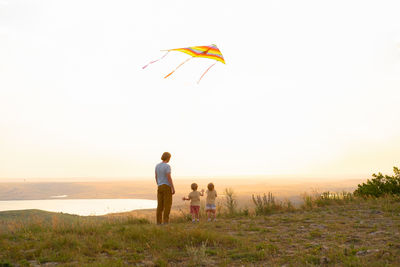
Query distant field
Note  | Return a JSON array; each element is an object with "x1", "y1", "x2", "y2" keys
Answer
[{"x1": 0, "y1": 177, "x2": 363, "y2": 205}]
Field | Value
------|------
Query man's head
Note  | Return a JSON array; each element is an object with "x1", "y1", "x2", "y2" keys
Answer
[{"x1": 161, "y1": 152, "x2": 171, "y2": 162}]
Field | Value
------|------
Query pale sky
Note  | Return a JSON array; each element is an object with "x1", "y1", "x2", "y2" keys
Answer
[{"x1": 0, "y1": 0, "x2": 399, "y2": 179}]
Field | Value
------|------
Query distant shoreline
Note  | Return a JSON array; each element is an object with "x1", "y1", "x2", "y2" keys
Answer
[
  {"x1": 0, "y1": 178, "x2": 365, "y2": 202},
  {"x1": 0, "y1": 198, "x2": 157, "y2": 216}
]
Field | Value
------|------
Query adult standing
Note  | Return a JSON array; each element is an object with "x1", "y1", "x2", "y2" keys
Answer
[{"x1": 155, "y1": 152, "x2": 175, "y2": 224}]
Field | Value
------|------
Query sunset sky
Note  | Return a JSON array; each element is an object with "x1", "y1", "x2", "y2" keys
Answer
[{"x1": 1, "y1": 0, "x2": 399, "y2": 180}]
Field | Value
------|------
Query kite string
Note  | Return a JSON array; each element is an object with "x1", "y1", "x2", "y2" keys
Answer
[
  {"x1": 164, "y1": 57, "x2": 192, "y2": 79},
  {"x1": 197, "y1": 62, "x2": 217, "y2": 84},
  {"x1": 142, "y1": 51, "x2": 170, "y2": 69}
]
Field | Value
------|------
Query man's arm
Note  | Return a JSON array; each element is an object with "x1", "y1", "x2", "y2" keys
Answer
[
  {"x1": 167, "y1": 173, "x2": 175, "y2": 194},
  {"x1": 155, "y1": 171, "x2": 158, "y2": 184}
]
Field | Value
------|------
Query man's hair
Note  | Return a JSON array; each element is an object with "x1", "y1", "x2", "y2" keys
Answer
[
  {"x1": 161, "y1": 152, "x2": 171, "y2": 161},
  {"x1": 191, "y1": 183, "x2": 198, "y2": 190},
  {"x1": 207, "y1": 183, "x2": 214, "y2": 191}
]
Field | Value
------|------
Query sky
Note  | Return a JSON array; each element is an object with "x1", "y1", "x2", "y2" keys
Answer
[{"x1": 0, "y1": 0, "x2": 399, "y2": 180}]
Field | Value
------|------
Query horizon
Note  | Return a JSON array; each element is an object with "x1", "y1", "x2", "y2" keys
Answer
[{"x1": 0, "y1": 173, "x2": 370, "y2": 184}]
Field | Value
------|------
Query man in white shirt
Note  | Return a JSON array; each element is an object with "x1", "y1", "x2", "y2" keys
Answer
[{"x1": 155, "y1": 152, "x2": 175, "y2": 224}]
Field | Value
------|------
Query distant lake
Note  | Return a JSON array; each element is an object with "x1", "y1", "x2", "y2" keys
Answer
[{"x1": 0, "y1": 199, "x2": 157, "y2": 216}]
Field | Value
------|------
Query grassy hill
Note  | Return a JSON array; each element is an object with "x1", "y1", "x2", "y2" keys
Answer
[{"x1": 1, "y1": 196, "x2": 400, "y2": 266}]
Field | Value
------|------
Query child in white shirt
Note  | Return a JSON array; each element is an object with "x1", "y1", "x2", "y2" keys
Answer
[{"x1": 205, "y1": 183, "x2": 217, "y2": 222}]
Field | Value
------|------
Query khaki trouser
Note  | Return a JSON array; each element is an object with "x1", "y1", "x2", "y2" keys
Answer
[{"x1": 157, "y1": 184, "x2": 172, "y2": 224}]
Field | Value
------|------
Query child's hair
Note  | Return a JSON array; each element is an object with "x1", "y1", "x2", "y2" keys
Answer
[
  {"x1": 191, "y1": 183, "x2": 198, "y2": 190},
  {"x1": 207, "y1": 183, "x2": 214, "y2": 191}
]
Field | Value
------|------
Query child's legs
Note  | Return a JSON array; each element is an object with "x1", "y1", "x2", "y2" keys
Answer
[
  {"x1": 211, "y1": 209, "x2": 216, "y2": 218},
  {"x1": 206, "y1": 204, "x2": 211, "y2": 218},
  {"x1": 206, "y1": 210, "x2": 211, "y2": 218},
  {"x1": 207, "y1": 204, "x2": 216, "y2": 218},
  {"x1": 190, "y1": 206, "x2": 195, "y2": 220},
  {"x1": 190, "y1": 205, "x2": 200, "y2": 220}
]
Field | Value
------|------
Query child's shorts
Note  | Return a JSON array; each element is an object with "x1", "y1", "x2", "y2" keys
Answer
[
  {"x1": 206, "y1": 204, "x2": 216, "y2": 211},
  {"x1": 190, "y1": 205, "x2": 200, "y2": 214}
]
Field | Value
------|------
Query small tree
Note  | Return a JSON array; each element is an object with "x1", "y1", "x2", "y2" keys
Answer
[
  {"x1": 224, "y1": 188, "x2": 237, "y2": 214},
  {"x1": 252, "y1": 192, "x2": 276, "y2": 215},
  {"x1": 354, "y1": 167, "x2": 400, "y2": 197}
]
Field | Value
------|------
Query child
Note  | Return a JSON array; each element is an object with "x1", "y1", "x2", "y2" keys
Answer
[
  {"x1": 205, "y1": 183, "x2": 217, "y2": 222},
  {"x1": 182, "y1": 183, "x2": 204, "y2": 222}
]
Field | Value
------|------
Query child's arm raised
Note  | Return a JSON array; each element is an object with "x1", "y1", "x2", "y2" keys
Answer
[{"x1": 200, "y1": 189, "x2": 205, "y2": 196}]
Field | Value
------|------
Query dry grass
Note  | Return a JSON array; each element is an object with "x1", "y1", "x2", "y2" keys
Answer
[
  {"x1": 1, "y1": 194, "x2": 400, "y2": 266},
  {"x1": 0, "y1": 193, "x2": 400, "y2": 266}
]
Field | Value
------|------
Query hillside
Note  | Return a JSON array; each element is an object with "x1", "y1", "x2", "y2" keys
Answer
[{"x1": 1, "y1": 196, "x2": 400, "y2": 266}]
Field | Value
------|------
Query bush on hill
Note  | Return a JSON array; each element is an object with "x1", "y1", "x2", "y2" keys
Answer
[
  {"x1": 354, "y1": 166, "x2": 400, "y2": 197},
  {"x1": 252, "y1": 192, "x2": 295, "y2": 215},
  {"x1": 224, "y1": 188, "x2": 237, "y2": 214}
]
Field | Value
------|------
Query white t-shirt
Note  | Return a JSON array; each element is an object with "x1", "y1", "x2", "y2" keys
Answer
[
  {"x1": 155, "y1": 162, "x2": 171, "y2": 186},
  {"x1": 206, "y1": 190, "x2": 217, "y2": 205}
]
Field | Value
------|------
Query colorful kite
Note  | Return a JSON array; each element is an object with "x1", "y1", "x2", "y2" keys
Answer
[{"x1": 142, "y1": 44, "x2": 225, "y2": 83}]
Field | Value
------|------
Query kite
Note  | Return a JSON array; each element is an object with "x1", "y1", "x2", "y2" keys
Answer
[{"x1": 142, "y1": 44, "x2": 225, "y2": 83}]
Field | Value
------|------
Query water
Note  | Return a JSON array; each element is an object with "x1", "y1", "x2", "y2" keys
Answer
[{"x1": 0, "y1": 199, "x2": 157, "y2": 216}]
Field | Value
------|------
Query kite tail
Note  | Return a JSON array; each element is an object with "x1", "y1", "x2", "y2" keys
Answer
[
  {"x1": 197, "y1": 62, "x2": 217, "y2": 84},
  {"x1": 164, "y1": 57, "x2": 192, "y2": 79},
  {"x1": 142, "y1": 51, "x2": 169, "y2": 69}
]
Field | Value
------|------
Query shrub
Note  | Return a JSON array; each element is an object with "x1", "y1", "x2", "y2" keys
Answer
[
  {"x1": 354, "y1": 167, "x2": 400, "y2": 197},
  {"x1": 315, "y1": 191, "x2": 354, "y2": 206},
  {"x1": 186, "y1": 241, "x2": 210, "y2": 266},
  {"x1": 301, "y1": 191, "x2": 354, "y2": 209},
  {"x1": 252, "y1": 192, "x2": 277, "y2": 215},
  {"x1": 252, "y1": 192, "x2": 294, "y2": 215},
  {"x1": 241, "y1": 207, "x2": 250, "y2": 216},
  {"x1": 224, "y1": 188, "x2": 237, "y2": 214},
  {"x1": 301, "y1": 193, "x2": 315, "y2": 210}
]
